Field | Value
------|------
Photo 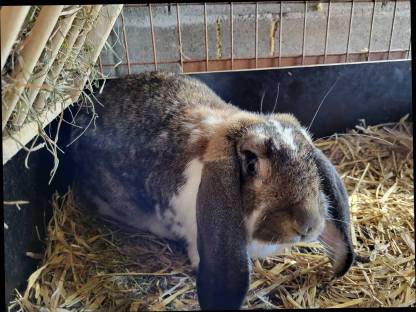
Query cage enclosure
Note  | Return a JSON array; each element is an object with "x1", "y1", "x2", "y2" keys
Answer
[{"x1": 2, "y1": 2, "x2": 413, "y2": 310}]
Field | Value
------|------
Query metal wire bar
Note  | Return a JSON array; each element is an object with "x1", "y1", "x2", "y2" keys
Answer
[
  {"x1": 279, "y1": 1, "x2": 283, "y2": 67},
  {"x1": 255, "y1": 2, "x2": 258, "y2": 68},
  {"x1": 126, "y1": 4, "x2": 155, "y2": 7},
  {"x1": 230, "y1": 2, "x2": 234, "y2": 70},
  {"x1": 176, "y1": 3, "x2": 184, "y2": 72},
  {"x1": 148, "y1": 4, "x2": 158, "y2": 70},
  {"x1": 388, "y1": 0, "x2": 397, "y2": 60},
  {"x1": 324, "y1": 0, "x2": 332, "y2": 64},
  {"x1": 120, "y1": 9, "x2": 131, "y2": 74},
  {"x1": 125, "y1": 2, "x2": 391, "y2": 8},
  {"x1": 367, "y1": 0, "x2": 376, "y2": 61},
  {"x1": 302, "y1": 1, "x2": 307, "y2": 65},
  {"x1": 204, "y1": 3, "x2": 208, "y2": 71},
  {"x1": 101, "y1": 60, "x2": 179, "y2": 67},
  {"x1": 407, "y1": 40, "x2": 411, "y2": 59},
  {"x1": 98, "y1": 55, "x2": 104, "y2": 76},
  {"x1": 346, "y1": 0, "x2": 355, "y2": 62}
]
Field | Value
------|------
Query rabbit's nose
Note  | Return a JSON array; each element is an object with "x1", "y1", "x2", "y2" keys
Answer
[
  {"x1": 293, "y1": 218, "x2": 318, "y2": 237},
  {"x1": 294, "y1": 224, "x2": 312, "y2": 237}
]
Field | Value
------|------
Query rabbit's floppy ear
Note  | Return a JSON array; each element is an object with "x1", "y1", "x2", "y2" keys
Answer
[
  {"x1": 196, "y1": 142, "x2": 249, "y2": 310},
  {"x1": 314, "y1": 148, "x2": 355, "y2": 277}
]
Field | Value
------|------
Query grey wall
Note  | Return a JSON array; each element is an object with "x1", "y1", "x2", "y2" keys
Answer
[{"x1": 99, "y1": 1, "x2": 411, "y2": 76}]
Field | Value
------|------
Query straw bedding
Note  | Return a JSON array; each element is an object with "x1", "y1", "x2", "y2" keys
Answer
[{"x1": 9, "y1": 117, "x2": 414, "y2": 311}]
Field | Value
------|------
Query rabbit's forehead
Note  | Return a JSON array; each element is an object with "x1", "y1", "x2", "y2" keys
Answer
[
  {"x1": 268, "y1": 119, "x2": 313, "y2": 145},
  {"x1": 247, "y1": 125, "x2": 321, "y2": 200},
  {"x1": 247, "y1": 119, "x2": 312, "y2": 151}
]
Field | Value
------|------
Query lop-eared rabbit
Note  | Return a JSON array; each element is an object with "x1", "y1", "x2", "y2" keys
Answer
[{"x1": 71, "y1": 72, "x2": 355, "y2": 310}]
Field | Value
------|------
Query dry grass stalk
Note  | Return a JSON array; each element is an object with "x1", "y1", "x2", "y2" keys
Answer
[{"x1": 8, "y1": 117, "x2": 414, "y2": 311}]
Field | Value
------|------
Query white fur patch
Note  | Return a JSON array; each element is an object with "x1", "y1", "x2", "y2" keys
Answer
[
  {"x1": 168, "y1": 159, "x2": 204, "y2": 267},
  {"x1": 245, "y1": 209, "x2": 262, "y2": 240},
  {"x1": 244, "y1": 203, "x2": 269, "y2": 240},
  {"x1": 253, "y1": 128, "x2": 269, "y2": 140},
  {"x1": 300, "y1": 127, "x2": 313, "y2": 143},
  {"x1": 188, "y1": 128, "x2": 203, "y2": 144},
  {"x1": 159, "y1": 131, "x2": 168, "y2": 139},
  {"x1": 270, "y1": 120, "x2": 297, "y2": 151},
  {"x1": 248, "y1": 240, "x2": 287, "y2": 259},
  {"x1": 203, "y1": 115, "x2": 223, "y2": 126}
]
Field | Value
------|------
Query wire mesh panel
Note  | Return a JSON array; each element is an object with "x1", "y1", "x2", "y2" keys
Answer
[{"x1": 99, "y1": 1, "x2": 411, "y2": 77}]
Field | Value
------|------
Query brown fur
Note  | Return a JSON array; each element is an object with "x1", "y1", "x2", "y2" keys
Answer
[
  {"x1": 202, "y1": 114, "x2": 263, "y2": 162},
  {"x1": 272, "y1": 112, "x2": 301, "y2": 126}
]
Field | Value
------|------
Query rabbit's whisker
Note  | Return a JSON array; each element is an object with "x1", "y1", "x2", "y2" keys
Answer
[
  {"x1": 271, "y1": 82, "x2": 280, "y2": 114},
  {"x1": 318, "y1": 241, "x2": 337, "y2": 261},
  {"x1": 259, "y1": 89, "x2": 266, "y2": 114},
  {"x1": 324, "y1": 217, "x2": 350, "y2": 226},
  {"x1": 324, "y1": 210, "x2": 350, "y2": 225},
  {"x1": 307, "y1": 76, "x2": 340, "y2": 131},
  {"x1": 319, "y1": 234, "x2": 348, "y2": 248}
]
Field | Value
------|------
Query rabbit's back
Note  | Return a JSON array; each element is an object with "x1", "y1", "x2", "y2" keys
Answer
[{"x1": 74, "y1": 72, "x2": 228, "y2": 149}]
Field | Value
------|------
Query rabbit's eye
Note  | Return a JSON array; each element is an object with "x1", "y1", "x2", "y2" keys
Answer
[
  {"x1": 248, "y1": 161, "x2": 256, "y2": 173},
  {"x1": 242, "y1": 150, "x2": 258, "y2": 176}
]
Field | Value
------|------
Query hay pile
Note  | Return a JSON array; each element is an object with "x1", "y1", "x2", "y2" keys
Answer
[{"x1": 8, "y1": 117, "x2": 414, "y2": 311}]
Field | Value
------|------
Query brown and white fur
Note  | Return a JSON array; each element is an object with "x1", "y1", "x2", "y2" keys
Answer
[{"x1": 70, "y1": 72, "x2": 355, "y2": 310}]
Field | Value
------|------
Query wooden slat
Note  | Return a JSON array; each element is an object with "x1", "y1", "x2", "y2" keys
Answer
[
  {"x1": 13, "y1": 8, "x2": 80, "y2": 126},
  {"x1": 181, "y1": 51, "x2": 410, "y2": 73},
  {"x1": 0, "y1": 6, "x2": 31, "y2": 71},
  {"x1": 2, "y1": 5, "x2": 64, "y2": 131},
  {"x1": 32, "y1": 6, "x2": 95, "y2": 111},
  {"x1": 2, "y1": 5, "x2": 124, "y2": 165}
]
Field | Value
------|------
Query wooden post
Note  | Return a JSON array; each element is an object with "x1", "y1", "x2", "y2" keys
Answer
[
  {"x1": 1, "y1": 6, "x2": 31, "y2": 71},
  {"x1": 2, "y1": 5, "x2": 64, "y2": 131}
]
